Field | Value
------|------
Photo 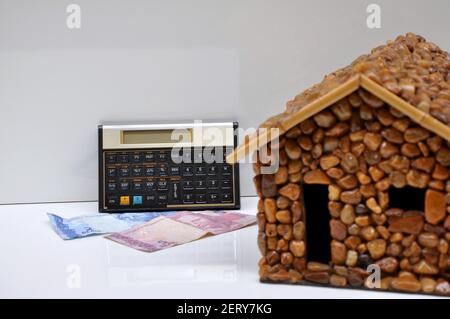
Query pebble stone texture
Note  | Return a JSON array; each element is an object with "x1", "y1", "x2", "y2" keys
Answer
[
  {"x1": 260, "y1": 33, "x2": 450, "y2": 130},
  {"x1": 254, "y1": 34, "x2": 450, "y2": 296}
]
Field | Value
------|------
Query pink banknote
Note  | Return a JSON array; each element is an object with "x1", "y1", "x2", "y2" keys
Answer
[
  {"x1": 169, "y1": 211, "x2": 257, "y2": 234},
  {"x1": 106, "y1": 211, "x2": 256, "y2": 253}
]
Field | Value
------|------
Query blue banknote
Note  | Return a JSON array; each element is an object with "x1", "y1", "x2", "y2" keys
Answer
[{"x1": 47, "y1": 211, "x2": 176, "y2": 240}]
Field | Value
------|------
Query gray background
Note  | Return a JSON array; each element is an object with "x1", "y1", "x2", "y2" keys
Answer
[{"x1": 1, "y1": 0, "x2": 449, "y2": 204}]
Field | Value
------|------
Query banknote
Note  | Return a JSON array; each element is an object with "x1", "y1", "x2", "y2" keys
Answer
[
  {"x1": 106, "y1": 211, "x2": 256, "y2": 252},
  {"x1": 169, "y1": 211, "x2": 257, "y2": 234},
  {"x1": 48, "y1": 211, "x2": 176, "y2": 240}
]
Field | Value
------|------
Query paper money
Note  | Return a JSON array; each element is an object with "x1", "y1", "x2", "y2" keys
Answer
[
  {"x1": 169, "y1": 211, "x2": 257, "y2": 234},
  {"x1": 106, "y1": 211, "x2": 256, "y2": 252},
  {"x1": 48, "y1": 211, "x2": 176, "y2": 240}
]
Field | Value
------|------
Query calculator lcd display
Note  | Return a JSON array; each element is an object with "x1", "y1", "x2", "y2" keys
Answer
[{"x1": 122, "y1": 129, "x2": 190, "y2": 144}]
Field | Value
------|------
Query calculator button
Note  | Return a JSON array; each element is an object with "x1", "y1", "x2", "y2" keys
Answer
[
  {"x1": 182, "y1": 180, "x2": 194, "y2": 190},
  {"x1": 170, "y1": 166, "x2": 180, "y2": 176},
  {"x1": 181, "y1": 150, "x2": 192, "y2": 164},
  {"x1": 203, "y1": 147, "x2": 216, "y2": 160},
  {"x1": 133, "y1": 196, "x2": 143, "y2": 205},
  {"x1": 193, "y1": 149, "x2": 203, "y2": 163},
  {"x1": 157, "y1": 180, "x2": 168, "y2": 191},
  {"x1": 131, "y1": 154, "x2": 142, "y2": 163},
  {"x1": 183, "y1": 194, "x2": 194, "y2": 204},
  {"x1": 106, "y1": 167, "x2": 117, "y2": 177},
  {"x1": 194, "y1": 180, "x2": 206, "y2": 189},
  {"x1": 182, "y1": 166, "x2": 194, "y2": 176},
  {"x1": 171, "y1": 153, "x2": 183, "y2": 164},
  {"x1": 222, "y1": 193, "x2": 233, "y2": 203},
  {"x1": 158, "y1": 165, "x2": 168, "y2": 177},
  {"x1": 144, "y1": 152, "x2": 155, "y2": 162},
  {"x1": 106, "y1": 154, "x2": 116, "y2": 164},
  {"x1": 145, "y1": 195, "x2": 156, "y2": 204},
  {"x1": 119, "y1": 196, "x2": 130, "y2": 206},
  {"x1": 195, "y1": 166, "x2": 206, "y2": 176},
  {"x1": 195, "y1": 193, "x2": 206, "y2": 203},
  {"x1": 119, "y1": 167, "x2": 130, "y2": 177},
  {"x1": 132, "y1": 166, "x2": 143, "y2": 176},
  {"x1": 170, "y1": 182, "x2": 181, "y2": 202},
  {"x1": 208, "y1": 193, "x2": 220, "y2": 202},
  {"x1": 158, "y1": 152, "x2": 168, "y2": 162},
  {"x1": 221, "y1": 180, "x2": 232, "y2": 189},
  {"x1": 107, "y1": 182, "x2": 117, "y2": 192},
  {"x1": 107, "y1": 196, "x2": 118, "y2": 205},
  {"x1": 221, "y1": 164, "x2": 232, "y2": 175},
  {"x1": 145, "y1": 180, "x2": 156, "y2": 191},
  {"x1": 119, "y1": 181, "x2": 130, "y2": 191},
  {"x1": 207, "y1": 180, "x2": 219, "y2": 189},
  {"x1": 133, "y1": 181, "x2": 143, "y2": 191},
  {"x1": 208, "y1": 165, "x2": 218, "y2": 175},
  {"x1": 157, "y1": 194, "x2": 168, "y2": 204},
  {"x1": 145, "y1": 167, "x2": 155, "y2": 176},
  {"x1": 118, "y1": 154, "x2": 129, "y2": 163}
]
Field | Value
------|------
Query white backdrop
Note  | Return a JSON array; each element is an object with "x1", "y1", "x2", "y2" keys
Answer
[{"x1": 1, "y1": 0, "x2": 449, "y2": 204}]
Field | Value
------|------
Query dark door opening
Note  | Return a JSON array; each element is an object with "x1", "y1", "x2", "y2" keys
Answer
[
  {"x1": 389, "y1": 186, "x2": 425, "y2": 212},
  {"x1": 303, "y1": 184, "x2": 331, "y2": 264}
]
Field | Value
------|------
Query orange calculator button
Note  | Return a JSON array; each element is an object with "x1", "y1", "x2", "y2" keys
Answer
[{"x1": 119, "y1": 196, "x2": 130, "y2": 206}]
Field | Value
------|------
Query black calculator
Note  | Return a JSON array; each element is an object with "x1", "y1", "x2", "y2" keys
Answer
[{"x1": 98, "y1": 122, "x2": 240, "y2": 213}]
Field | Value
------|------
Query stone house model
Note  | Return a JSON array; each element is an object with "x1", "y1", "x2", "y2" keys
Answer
[{"x1": 227, "y1": 34, "x2": 450, "y2": 295}]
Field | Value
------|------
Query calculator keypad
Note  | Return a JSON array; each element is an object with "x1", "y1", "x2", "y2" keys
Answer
[{"x1": 102, "y1": 148, "x2": 236, "y2": 210}]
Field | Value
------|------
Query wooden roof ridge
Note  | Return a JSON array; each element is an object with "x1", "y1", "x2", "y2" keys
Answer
[{"x1": 226, "y1": 74, "x2": 450, "y2": 164}]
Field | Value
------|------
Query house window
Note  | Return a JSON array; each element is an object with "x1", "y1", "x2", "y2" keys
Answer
[
  {"x1": 388, "y1": 186, "x2": 426, "y2": 212},
  {"x1": 303, "y1": 184, "x2": 331, "y2": 264}
]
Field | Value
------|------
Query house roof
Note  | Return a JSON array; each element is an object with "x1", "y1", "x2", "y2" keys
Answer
[{"x1": 227, "y1": 33, "x2": 450, "y2": 164}]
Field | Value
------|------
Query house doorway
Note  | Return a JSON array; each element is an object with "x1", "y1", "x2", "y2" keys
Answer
[{"x1": 303, "y1": 184, "x2": 331, "y2": 264}]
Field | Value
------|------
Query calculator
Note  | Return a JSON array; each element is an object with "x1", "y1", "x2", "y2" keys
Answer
[{"x1": 98, "y1": 122, "x2": 240, "y2": 213}]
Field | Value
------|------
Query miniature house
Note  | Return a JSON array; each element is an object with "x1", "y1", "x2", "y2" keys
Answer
[{"x1": 227, "y1": 33, "x2": 450, "y2": 295}]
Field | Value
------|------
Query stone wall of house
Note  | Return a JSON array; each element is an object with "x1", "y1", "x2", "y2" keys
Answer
[{"x1": 254, "y1": 88, "x2": 450, "y2": 295}]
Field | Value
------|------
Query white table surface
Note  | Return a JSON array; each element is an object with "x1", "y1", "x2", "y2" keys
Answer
[{"x1": 0, "y1": 196, "x2": 438, "y2": 299}]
